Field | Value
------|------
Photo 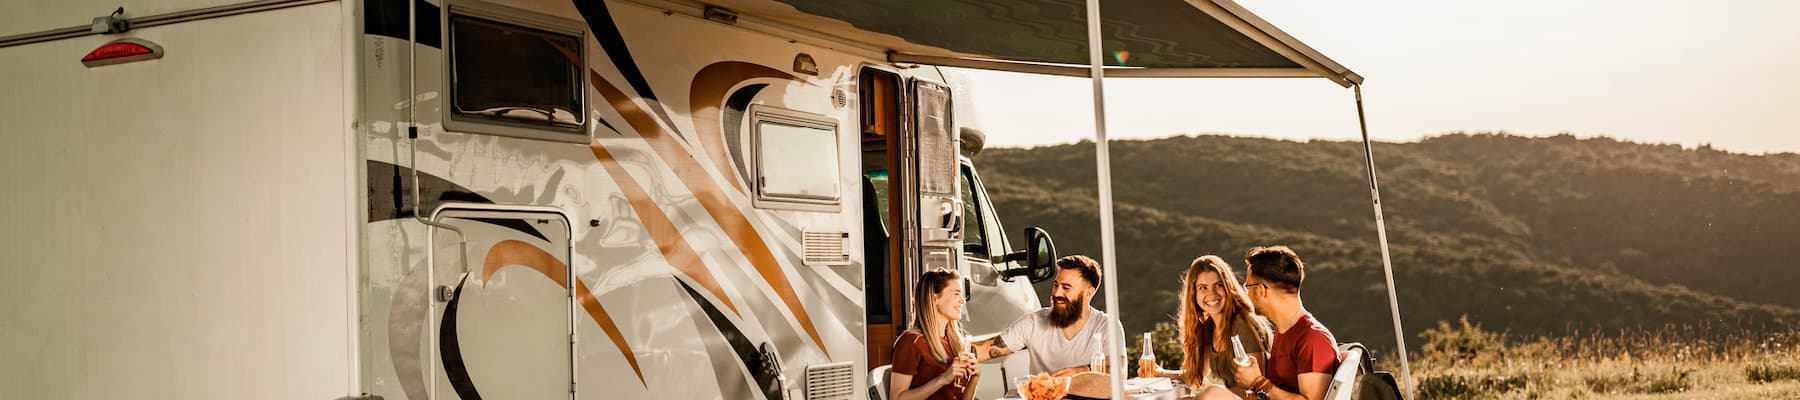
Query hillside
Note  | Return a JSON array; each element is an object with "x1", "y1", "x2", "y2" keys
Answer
[{"x1": 973, "y1": 133, "x2": 1800, "y2": 352}]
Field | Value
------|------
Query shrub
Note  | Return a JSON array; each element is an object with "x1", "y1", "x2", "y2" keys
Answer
[
  {"x1": 1746, "y1": 362, "x2": 1800, "y2": 383},
  {"x1": 1419, "y1": 315, "x2": 1504, "y2": 368},
  {"x1": 1584, "y1": 366, "x2": 1691, "y2": 394},
  {"x1": 1418, "y1": 373, "x2": 1531, "y2": 399}
]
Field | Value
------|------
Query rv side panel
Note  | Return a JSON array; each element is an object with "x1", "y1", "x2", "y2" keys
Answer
[
  {"x1": 0, "y1": 2, "x2": 355, "y2": 399},
  {"x1": 1, "y1": 0, "x2": 249, "y2": 39}
]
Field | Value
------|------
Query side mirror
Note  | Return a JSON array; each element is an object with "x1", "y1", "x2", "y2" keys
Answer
[{"x1": 994, "y1": 227, "x2": 1057, "y2": 283}]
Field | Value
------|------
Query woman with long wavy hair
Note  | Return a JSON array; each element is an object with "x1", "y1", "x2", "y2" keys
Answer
[
  {"x1": 889, "y1": 268, "x2": 979, "y2": 400},
  {"x1": 1149, "y1": 255, "x2": 1273, "y2": 399}
]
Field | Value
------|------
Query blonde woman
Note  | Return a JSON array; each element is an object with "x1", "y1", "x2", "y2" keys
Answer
[
  {"x1": 1149, "y1": 256, "x2": 1273, "y2": 399},
  {"x1": 890, "y1": 268, "x2": 980, "y2": 400}
]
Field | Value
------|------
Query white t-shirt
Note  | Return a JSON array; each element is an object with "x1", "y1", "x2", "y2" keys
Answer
[{"x1": 997, "y1": 307, "x2": 1127, "y2": 375}]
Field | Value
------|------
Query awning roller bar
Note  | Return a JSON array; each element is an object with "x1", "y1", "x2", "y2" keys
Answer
[{"x1": 889, "y1": 52, "x2": 1326, "y2": 79}]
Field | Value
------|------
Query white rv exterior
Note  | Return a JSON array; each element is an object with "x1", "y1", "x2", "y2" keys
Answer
[
  {"x1": 2, "y1": 0, "x2": 1046, "y2": 399},
  {"x1": 1, "y1": 1, "x2": 359, "y2": 398}
]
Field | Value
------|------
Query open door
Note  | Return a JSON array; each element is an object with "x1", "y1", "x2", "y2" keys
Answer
[
  {"x1": 907, "y1": 77, "x2": 965, "y2": 306},
  {"x1": 861, "y1": 67, "x2": 904, "y2": 369},
  {"x1": 428, "y1": 207, "x2": 575, "y2": 399},
  {"x1": 861, "y1": 67, "x2": 964, "y2": 372}
]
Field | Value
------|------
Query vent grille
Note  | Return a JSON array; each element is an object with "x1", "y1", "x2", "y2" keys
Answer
[
  {"x1": 805, "y1": 361, "x2": 855, "y2": 400},
  {"x1": 802, "y1": 230, "x2": 850, "y2": 266}
]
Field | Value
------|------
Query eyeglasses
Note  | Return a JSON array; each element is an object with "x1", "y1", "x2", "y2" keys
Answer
[{"x1": 1243, "y1": 282, "x2": 1267, "y2": 291}]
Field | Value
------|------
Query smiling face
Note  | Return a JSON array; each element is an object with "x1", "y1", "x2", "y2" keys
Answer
[
  {"x1": 1048, "y1": 267, "x2": 1094, "y2": 327},
  {"x1": 1194, "y1": 270, "x2": 1227, "y2": 317},
  {"x1": 933, "y1": 282, "x2": 965, "y2": 322}
]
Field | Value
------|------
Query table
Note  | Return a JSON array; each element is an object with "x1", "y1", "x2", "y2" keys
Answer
[{"x1": 996, "y1": 377, "x2": 1178, "y2": 400}]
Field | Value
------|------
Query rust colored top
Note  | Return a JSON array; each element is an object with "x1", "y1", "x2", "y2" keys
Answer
[{"x1": 891, "y1": 331, "x2": 965, "y2": 400}]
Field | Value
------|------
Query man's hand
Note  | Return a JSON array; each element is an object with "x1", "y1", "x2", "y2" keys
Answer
[
  {"x1": 1231, "y1": 359, "x2": 1263, "y2": 390},
  {"x1": 973, "y1": 336, "x2": 1014, "y2": 362}
]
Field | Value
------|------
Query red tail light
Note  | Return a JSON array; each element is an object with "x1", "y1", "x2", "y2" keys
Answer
[{"x1": 81, "y1": 38, "x2": 163, "y2": 67}]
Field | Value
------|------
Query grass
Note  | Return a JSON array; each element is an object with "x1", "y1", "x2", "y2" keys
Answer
[
  {"x1": 1135, "y1": 316, "x2": 1800, "y2": 398},
  {"x1": 1406, "y1": 316, "x2": 1800, "y2": 399},
  {"x1": 1747, "y1": 362, "x2": 1800, "y2": 384}
]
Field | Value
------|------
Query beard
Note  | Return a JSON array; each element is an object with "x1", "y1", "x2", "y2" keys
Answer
[{"x1": 1048, "y1": 293, "x2": 1085, "y2": 328}]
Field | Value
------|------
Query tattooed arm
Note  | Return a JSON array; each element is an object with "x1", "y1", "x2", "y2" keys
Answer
[{"x1": 972, "y1": 336, "x2": 1015, "y2": 362}]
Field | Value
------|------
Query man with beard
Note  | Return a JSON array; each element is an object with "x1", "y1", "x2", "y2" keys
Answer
[{"x1": 973, "y1": 255, "x2": 1125, "y2": 376}]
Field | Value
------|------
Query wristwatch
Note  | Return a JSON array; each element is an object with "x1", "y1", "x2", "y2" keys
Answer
[{"x1": 1248, "y1": 378, "x2": 1271, "y2": 400}]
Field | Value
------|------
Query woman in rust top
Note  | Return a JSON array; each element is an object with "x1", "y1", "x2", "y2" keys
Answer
[
  {"x1": 1147, "y1": 256, "x2": 1274, "y2": 399},
  {"x1": 890, "y1": 268, "x2": 979, "y2": 400}
]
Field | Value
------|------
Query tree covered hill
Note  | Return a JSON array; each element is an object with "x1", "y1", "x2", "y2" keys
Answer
[{"x1": 973, "y1": 133, "x2": 1800, "y2": 350}]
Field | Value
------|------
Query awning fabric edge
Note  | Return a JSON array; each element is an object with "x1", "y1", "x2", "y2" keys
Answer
[
  {"x1": 889, "y1": 52, "x2": 1323, "y2": 79},
  {"x1": 1200, "y1": 0, "x2": 1363, "y2": 86},
  {"x1": 881, "y1": 0, "x2": 1363, "y2": 87}
]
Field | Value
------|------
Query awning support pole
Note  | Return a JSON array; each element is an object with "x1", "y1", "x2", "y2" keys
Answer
[
  {"x1": 1082, "y1": 1, "x2": 1127, "y2": 399},
  {"x1": 1354, "y1": 84, "x2": 1414, "y2": 399}
]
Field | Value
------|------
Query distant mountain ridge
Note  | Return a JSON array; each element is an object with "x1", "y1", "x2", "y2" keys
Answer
[{"x1": 973, "y1": 133, "x2": 1800, "y2": 350}]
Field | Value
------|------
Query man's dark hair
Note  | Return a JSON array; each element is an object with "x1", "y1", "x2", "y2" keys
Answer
[
  {"x1": 1245, "y1": 246, "x2": 1304, "y2": 293},
  {"x1": 1055, "y1": 255, "x2": 1102, "y2": 288}
]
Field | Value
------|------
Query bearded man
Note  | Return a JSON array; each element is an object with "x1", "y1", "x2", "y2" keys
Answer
[{"x1": 973, "y1": 255, "x2": 1126, "y2": 376}]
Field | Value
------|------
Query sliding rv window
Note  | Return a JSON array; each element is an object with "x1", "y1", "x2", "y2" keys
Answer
[
  {"x1": 751, "y1": 107, "x2": 841, "y2": 211},
  {"x1": 444, "y1": 7, "x2": 586, "y2": 142}
]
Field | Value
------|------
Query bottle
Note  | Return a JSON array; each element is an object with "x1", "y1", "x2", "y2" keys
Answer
[
  {"x1": 1089, "y1": 333, "x2": 1107, "y2": 374},
  {"x1": 1138, "y1": 332, "x2": 1157, "y2": 378},
  {"x1": 1230, "y1": 335, "x2": 1252, "y2": 367}
]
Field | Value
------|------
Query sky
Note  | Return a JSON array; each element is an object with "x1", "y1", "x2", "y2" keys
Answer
[{"x1": 956, "y1": 0, "x2": 1800, "y2": 154}]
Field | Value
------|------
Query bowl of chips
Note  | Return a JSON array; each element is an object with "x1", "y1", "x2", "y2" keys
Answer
[{"x1": 1014, "y1": 373, "x2": 1070, "y2": 400}]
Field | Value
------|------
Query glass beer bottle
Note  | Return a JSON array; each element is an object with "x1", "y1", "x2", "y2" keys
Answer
[{"x1": 1138, "y1": 332, "x2": 1157, "y2": 378}]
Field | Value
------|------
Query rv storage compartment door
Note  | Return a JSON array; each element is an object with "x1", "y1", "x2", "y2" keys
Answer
[{"x1": 430, "y1": 209, "x2": 574, "y2": 399}]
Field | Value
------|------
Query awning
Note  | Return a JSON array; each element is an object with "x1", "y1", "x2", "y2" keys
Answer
[
  {"x1": 700, "y1": 0, "x2": 1406, "y2": 397},
  {"x1": 701, "y1": 0, "x2": 1361, "y2": 86}
]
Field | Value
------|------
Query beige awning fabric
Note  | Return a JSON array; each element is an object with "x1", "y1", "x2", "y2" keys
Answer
[{"x1": 702, "y1": 0, "x2": 1360, "y2": 86}]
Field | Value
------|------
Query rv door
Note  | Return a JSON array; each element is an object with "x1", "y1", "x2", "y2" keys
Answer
[
  {"x1": 906, "y1": 78, "x2": 963, "y2": 307},
  {"x1": 428, "y1": 208, "x2": 575, "y2": 399}
]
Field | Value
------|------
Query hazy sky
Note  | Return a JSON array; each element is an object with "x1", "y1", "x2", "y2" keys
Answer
[{"x1": 957, "y1": 0, "x2": 1800, "y2": 154}]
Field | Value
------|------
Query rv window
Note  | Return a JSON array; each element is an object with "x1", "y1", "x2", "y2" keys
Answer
[
  {"x1": 753, "y1": 109, "x2": 841, "y2": 211},
  {"x1": 959, "y1": 166, "x2": 987, "y2": 256},
  {"x1": 447, "y1": 14, "x2": 584, "y2": 136}
]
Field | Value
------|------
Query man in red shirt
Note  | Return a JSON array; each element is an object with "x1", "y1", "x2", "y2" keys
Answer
[{"x1": 1233, "y1": 246, "x2": 1341, "y2": 400}]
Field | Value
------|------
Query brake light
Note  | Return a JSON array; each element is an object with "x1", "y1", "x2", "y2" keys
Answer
[{"x1": 81, "y1": 38, "x2": 163, "y2": 67}]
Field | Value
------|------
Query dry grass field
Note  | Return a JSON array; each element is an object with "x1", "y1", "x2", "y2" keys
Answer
[{"x1": 1408, "y1": 317, "x2": 1800, "y2": 399}]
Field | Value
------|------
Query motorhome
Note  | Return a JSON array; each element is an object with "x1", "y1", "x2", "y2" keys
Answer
[{"x1": 0, "y1": 0, "x2": 1370, "y2": 399}]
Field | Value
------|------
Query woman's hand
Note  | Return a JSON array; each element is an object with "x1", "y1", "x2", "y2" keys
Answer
[{"x1": 949, "y1": 356, "x2": 975, "y2": 382}]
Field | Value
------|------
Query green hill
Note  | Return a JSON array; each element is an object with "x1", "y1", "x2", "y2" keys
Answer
[{"x1": 973, "y1": 133, "x2": 1800, "y2": 352}]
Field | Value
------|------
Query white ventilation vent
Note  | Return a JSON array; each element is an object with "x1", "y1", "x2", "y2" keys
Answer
[
  {"x1": 802, "y1": 230, "x2": 850, "y2": 266},
  {"x1": 804, "y1": 361, "x2": 855, "y2": 400}
]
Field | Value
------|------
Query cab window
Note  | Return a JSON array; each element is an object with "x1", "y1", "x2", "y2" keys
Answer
[{"x1": 959, "y1": 165, "x2": 988, "y2": 257}]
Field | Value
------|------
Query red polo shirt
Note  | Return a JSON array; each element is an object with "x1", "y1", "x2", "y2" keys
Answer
[{"x1": 1264, "y1": 313, "x2": 1341, "y2": 394}]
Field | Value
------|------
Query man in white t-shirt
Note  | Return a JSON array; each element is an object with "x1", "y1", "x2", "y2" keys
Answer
[{"x1": 974, "y1": 255, "x2": 1126, "y2": 376}]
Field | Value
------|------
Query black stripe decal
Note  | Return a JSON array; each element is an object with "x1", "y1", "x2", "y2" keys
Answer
[
  {"x1": 723, "y1": 83, "x2": 768, "y2": 188},
  {"x1": 677, "y1": 280, "x2": 781, "y2": 400},
  {"x1": 366, "y1": 160, "x2": 548, "y2": 242},
  {"x1": 573, "y1": 0, "x2": 682, "y2": 135},
  {"x1": 365, "y1": 0, "x2": 442, "y2": 48},
  {"x1": 439, "y1": 276, "x2": 485, "y2": 400}
]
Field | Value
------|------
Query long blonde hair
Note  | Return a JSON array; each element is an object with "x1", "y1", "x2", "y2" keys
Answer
[
  {"x1": 907, "y1": 268, "x2": 965, "y2": 363},
  {"x1": 1177, "y1": 256, "x2": 1270, "y2": 387}
]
